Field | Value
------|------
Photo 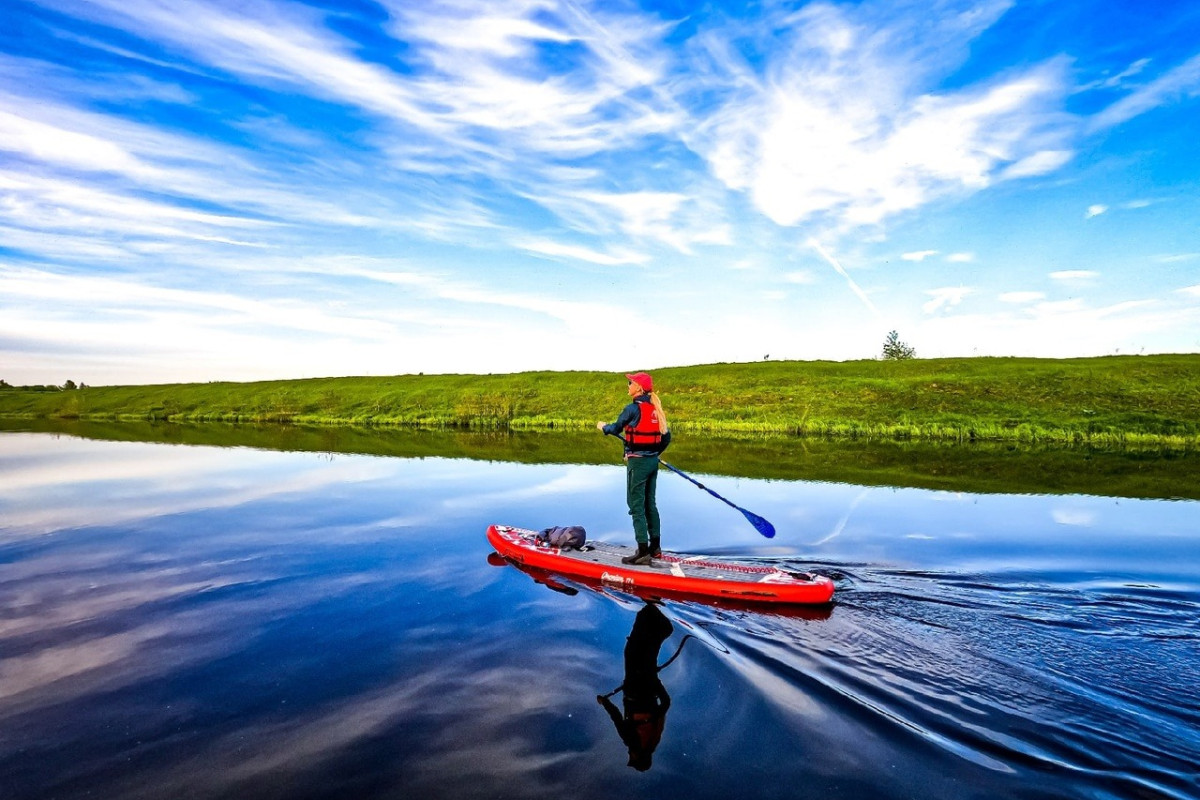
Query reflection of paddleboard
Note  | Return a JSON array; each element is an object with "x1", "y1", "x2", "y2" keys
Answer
[{"x1": 487, "y1": 525, "x2": 835, "y2": 606}]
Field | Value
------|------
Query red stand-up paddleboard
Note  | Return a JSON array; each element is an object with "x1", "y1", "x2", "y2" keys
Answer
[{"x1": 487, "y1": 525, "x2": 835, "y2": 606}]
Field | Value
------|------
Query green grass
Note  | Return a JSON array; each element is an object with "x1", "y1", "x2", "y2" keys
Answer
[{"x1": 3, "y1": 354, "x2": 1199, "y2": 447}]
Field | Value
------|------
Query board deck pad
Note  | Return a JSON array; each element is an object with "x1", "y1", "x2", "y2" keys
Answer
[{"x1": 487, "y1": 525, "x2": 835, "y2": 605}]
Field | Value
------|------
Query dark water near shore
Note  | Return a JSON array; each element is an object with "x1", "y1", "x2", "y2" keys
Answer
[{"x1": 1, "y1": 430, "x2": 1198, "y2": 799}]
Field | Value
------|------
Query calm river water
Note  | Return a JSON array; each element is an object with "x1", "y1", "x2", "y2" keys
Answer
[{"x1": 1, "y1": 430, "x2": 1198, "y2": 799}]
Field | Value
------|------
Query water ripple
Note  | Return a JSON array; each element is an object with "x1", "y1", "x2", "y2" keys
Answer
[{"x1": 666, "y1": 563, "x2": 1200, "y2": 800}]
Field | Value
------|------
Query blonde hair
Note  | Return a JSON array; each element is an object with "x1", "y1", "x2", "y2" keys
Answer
[{"x1": 648, "y1": 391, "x2": 669, "y2": 433}]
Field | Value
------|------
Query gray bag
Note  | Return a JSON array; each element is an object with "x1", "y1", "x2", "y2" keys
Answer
[{"x1": 537, "y1": 525, "x2": 586, "y2": 550}]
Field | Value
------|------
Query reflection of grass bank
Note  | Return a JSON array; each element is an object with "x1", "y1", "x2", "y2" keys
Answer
[
  {"x1": 5, "y1": 418, "x2": 1199, "y2": 501},
  {"x1": 2, "y1": 354, "x2": 1198, "y2": 447}
]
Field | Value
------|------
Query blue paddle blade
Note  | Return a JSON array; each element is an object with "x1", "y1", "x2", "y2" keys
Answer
[
  {"x1": 741, "y1": 508, "x2": 776, "y2": 538},
  {"x1": 609, "y1": 434, "x2": 776, "y2": 539}
]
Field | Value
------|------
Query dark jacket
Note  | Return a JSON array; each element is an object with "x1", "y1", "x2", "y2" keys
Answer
[{"x1": 603, "y1": 393, "x2": 671, "y2": 457}]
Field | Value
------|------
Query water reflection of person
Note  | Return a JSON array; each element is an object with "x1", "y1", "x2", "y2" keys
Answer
[{"x1": 597, "y1": 602, "x2": 675, "y2": 771}]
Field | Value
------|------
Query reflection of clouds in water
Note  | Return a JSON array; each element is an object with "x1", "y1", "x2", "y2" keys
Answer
[
  {"x1": 88, "y1": 646, "x2": 613, "y2": 800},
  {"x1": 1, "y1": 436, "x2": 612, "y2": 544},
  {"x1": 0, "y1": 557, "x2": 401, "y2": 718},
  {"x1": 441, "y1": 466, "x2": 613, "y2": 510},
  {"x1": 0, "y1": 627, "x2": 159, "y2": 701},
  {"x1": 312, "y1": 468, "x2": 614, "y2": 551},
  {"x1": 0, "y1": 611, "x2": 239, "y2": 722},
  {"x1": 0, "y1": 434, "x2": 517, "y2": 736},
  {"x1": 0, "y1": 435, "x2": 625, "y2": 797},
  {"x1": 395, "y1": 657, "x2": 608, "y2": 796},
  {"x1": 0, "y1": 436, "x2": 402, "y2": 537},
  {"x1": 3, "y1": 433, "x2": 1196, "y2": 798},
  {"x1": 0, "y1": 558, "x2": 243, "y2": 638},
  {"x1": 667, "y1": 476, "x2": 876, "y2": 548},
  {"x1": 0, "y1": 438, "x2": 552, "y2": 541},
  {"x1": 808, "y1": 488, "x2": 870, "y2": 547},
  {"x1": 1052, "y1": 508, "x2": 1097, "y2": 527},
  {"x1": 399, "y1": 551, "x2": 523, "y2": 600},
  {"x1": 926, "y1": 492, "x2": 971, "y2": 503},
  {"x1": 1, "y1": 444, "x2": 234, "y2": 492},
  {"x1": 125, "y1": 672, "x2": 446, "y2": 795},
  {"x1": 362, "y1": 513, "x2": 426, "y2": 529}
]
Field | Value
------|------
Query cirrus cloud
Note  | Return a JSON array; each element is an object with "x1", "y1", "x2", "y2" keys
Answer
[{"x1": 923, "y1": 286, "x2": 973, "y2": 314}]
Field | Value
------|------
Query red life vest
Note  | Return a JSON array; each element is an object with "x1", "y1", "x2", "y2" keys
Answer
[{"x1": 626, "y1": 397, "x2": 664, "y2": 449}]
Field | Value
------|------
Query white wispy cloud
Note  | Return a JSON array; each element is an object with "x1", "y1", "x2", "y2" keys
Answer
[
  {"x1": 918, "y1": 298, "x2": 1197, "y2": 358},
  {"x1": 1033, "y1": 298, "x2": 1085, "y2": 315},
  {"x1": 681, "y1": 2, "x2": 1074, "y2": 233},
  {"x1": 511, "y1": 183, "x2": 733, "y2": 252},
  {"x1": 513, "y1": 238, "x2": 648, "y2": 266},
  {"x1": 1, "y1": 1, "x2": 1192, "y2": 383},
  {"x1": 0, "y1": 87, "x2": 387, "y2": 250},
  {"x1": 571, "y1": 190, "x2": 731, "y2": 252},
  {"x1": 1179, "y1": 284, "x2": 1200, "y2": 297},
  {"x1": 1085, "y1": 204, "x2": 1108, "y2": 218},
  {"x1": 0, "y1": 226, "x2": 134, "y2": 262},
  {"x1": 269, "y1": 260, "x2": 643, "y2": 335},
  {"x1": 1038, "y1": 298, "x2": 1158, "y2": 321},
  {"x1": 0, "y1": 260, "x2": 653, "y2": 382},
  {"x1": 999, "y1": 149, "x2": 1073, "y2": 179},
  {"x1": 0, "y1": 105, "x2": 164, "y2": 180},
  {"x1": 0, "y1": 170, "x2": 278, "y2": 255},
  {"x1": 923, "y1": 286, "x2": 972, "y2": 314},
  {"x1": 0, "y1": 171, "x2": 265, "y2": 229},
  {"x1": 999, "y1": 291, "x2": 1045, "y2": 303},
  {"x1": 1077, "y1": 57, "x2": 1152, "y2": 92},
  {"x1": 34, "y1": 0, "x2": 679, "y2": 247},
  {"x1": 385, "y1": 0, "x2": 678, "y2": 151},
  {"x1": 1050, "y1": 269, "x2": 1099, "y2": 282},
  {"x1": 3, "y1": 0, "x2": 1094, "y2": 265},
  {"x1": 60, "y1": 0, "x2": 441, "y2": 130},
  {"x1": 0, "y1": 265, "x2": 398, "y2": 341},
  {"x1": 1089, "y1": 52, "x2": 1200, "y2": 131}
]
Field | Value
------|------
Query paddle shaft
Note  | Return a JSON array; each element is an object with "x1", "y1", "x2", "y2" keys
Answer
[{"x1": 606, "y1": 432, "x2": 776, "y2": 538}]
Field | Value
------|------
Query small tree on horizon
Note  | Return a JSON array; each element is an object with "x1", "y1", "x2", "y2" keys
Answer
[{"x1": 881, "y1": 330, "x2": 916, "y2": 360}]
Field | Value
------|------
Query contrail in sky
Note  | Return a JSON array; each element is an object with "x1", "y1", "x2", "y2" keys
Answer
[{"x1": 807, "y1": 237, "x2": 880, "y2": 316}]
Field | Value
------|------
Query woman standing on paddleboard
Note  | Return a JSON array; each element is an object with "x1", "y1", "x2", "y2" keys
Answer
[{"x1": 596, "y1": 372, "x2": 671, "y2": 565}]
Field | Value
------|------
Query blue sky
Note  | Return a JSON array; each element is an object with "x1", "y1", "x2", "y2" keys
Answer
[{"x1": 2, "y1": 0, "x2": 1199, "y2": 385}]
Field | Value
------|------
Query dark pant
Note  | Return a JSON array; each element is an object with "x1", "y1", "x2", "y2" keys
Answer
[{"x1": 625, "y1": 455, "x2": 660, "y2": 546}]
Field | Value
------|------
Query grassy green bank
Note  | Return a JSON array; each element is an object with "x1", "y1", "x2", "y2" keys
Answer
[{"x1": 3, "y1": 355, "x2": 1199, "y2": 447}]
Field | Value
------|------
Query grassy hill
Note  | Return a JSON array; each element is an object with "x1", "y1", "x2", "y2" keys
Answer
[{"x1": 2, "y1": 355, "x2": 1198, "y2": 447}]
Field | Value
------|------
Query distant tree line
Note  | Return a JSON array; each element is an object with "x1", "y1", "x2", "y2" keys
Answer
[{"x1": 0, "y1": 379, "x2": 86, "y2": 391}]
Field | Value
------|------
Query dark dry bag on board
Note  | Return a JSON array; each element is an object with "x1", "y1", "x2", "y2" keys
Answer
[{"x1": 537, "y1": 525, "x2": 586, "y2": 550}]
